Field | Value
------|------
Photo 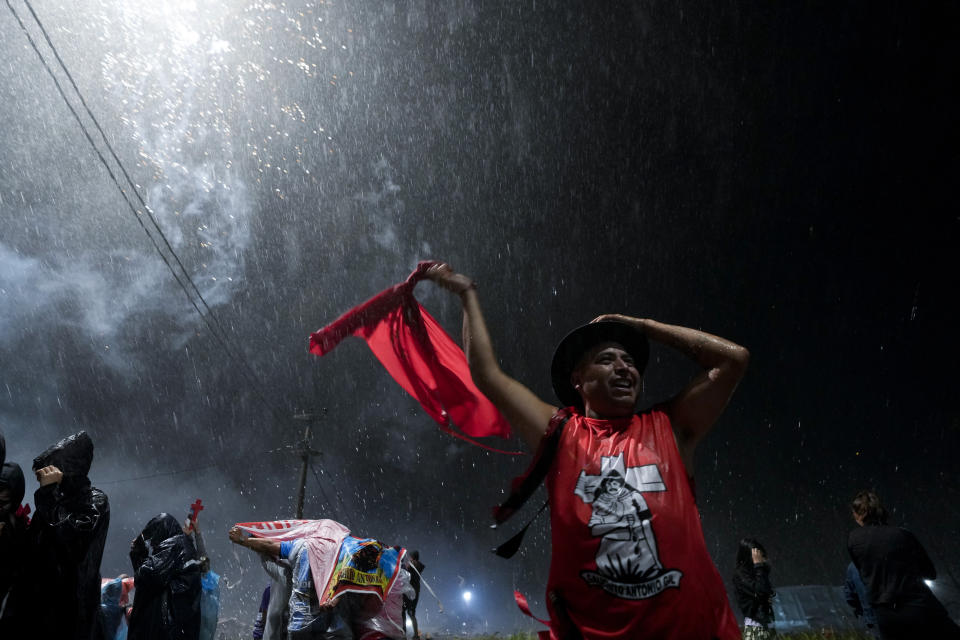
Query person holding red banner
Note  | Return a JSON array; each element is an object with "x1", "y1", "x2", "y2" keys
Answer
[{"x1": 423, "y1": 263, "x2": 749, "y2": 640}]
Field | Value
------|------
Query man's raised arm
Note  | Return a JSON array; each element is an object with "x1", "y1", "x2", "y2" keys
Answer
[
  {"x1": 229, "y1": 526, "x2": 282, "y2": 559},
  {"x1": 594, "y1": 314, "x2": 749, "y2": 473},
  {"x1": 424, "y1": 264, "x2": 557, "y2": 450}
]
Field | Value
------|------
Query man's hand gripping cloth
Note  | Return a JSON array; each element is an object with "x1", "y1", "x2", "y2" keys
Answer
[
  {"x1": 234, "y1": 520, "x2": 405, "y2": 607},
  {"x1": 310, "y1": 261, "x2": 517, "y2": 454}
]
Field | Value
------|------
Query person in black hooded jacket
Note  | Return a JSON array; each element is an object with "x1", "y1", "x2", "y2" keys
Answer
[
  {"x1": 732, "y1": 538, "x2": 776, "y2": 639},
  {"x1": 18, "y1": 431, "x2": 110, "y2": 639},
  {"x1": 0, "y1": 461, "x2": 30, "y2": 612},
  {"x1": 128, "y1": 512, "x2": 203, "y2": 640}
]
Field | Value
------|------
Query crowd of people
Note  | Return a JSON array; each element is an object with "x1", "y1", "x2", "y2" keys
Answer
[
  {"x1": 0, "y1": 430, "x2": 221, "y2": 639},
  {"x1": 0, "y1": 428, "x2": 429, "y2": 640},
  {"x1": 1, "y1": 262, "x2": 958, "y2": 640},
  {"x1": 729, "y1": 490, "x2": 960, "y2": 640}
]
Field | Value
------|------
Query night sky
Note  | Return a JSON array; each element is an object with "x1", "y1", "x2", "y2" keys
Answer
[{"x1": 1, "y1": 0, "x2": 957, "y2": 633}]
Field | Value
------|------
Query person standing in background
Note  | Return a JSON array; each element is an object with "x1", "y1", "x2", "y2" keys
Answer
[
  {"x1": 402, "y1": 550, "x2": 425, "y2": 639},
  {"x1": 732, "y1": 538, "x2": 776, "y2": 639},
  {"x1": 0, "y1": 460, "x2": 30, "y2": 619},
  {"x1": 848, "y1": 491, "x2": 960, "y2": 639},
  {"x1": 7, "y1": 431, "x2": 110, "y2": 639}
]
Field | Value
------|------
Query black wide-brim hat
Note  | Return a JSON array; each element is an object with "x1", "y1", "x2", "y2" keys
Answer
[{"x1": 551, "y1": 320, "x2": 650, "y2": 408}]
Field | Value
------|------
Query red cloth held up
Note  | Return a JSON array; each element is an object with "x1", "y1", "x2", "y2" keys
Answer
[{"x1": 310, "y1": 262, "x2": 517, "y2": 453}]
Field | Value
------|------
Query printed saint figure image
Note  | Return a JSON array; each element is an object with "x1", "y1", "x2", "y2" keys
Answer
[
  {"x1": 588, "y1": 470, "x2": 663, "y2": 581},
  {"x1": 575, "y1": 453, "x2": 672, "y2": 588}
]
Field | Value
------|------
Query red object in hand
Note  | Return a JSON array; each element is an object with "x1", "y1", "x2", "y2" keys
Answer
[
  {"x1": 189, "y1": 499, "x2": 204, "y2": 523},
  {"x1": 15, "y1": 503, "x2": 31, "y2": 526},
  {"x1": 310, "y1": 261, "x2": 516, "y2": 453}
]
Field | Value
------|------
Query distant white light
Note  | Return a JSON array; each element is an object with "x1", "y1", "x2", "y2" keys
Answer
[
  {"x1": 924, "y1": 579, "x2": 935, "y2": 588},
  {"x1": 405, "y1": 618, "x2": 412, "y2": 629},
  {"x1": 462, "y1": 590, "x2": 473, "y2": 603}
]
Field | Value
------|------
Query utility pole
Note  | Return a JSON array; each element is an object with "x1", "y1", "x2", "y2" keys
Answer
[{"x1": 292, "y1": 411, "x2": 323, "y2": 519}]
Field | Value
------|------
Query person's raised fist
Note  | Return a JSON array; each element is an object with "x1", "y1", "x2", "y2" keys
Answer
[
  {"x1": 36, "y1": 465, "x2": 63, "y2": 487},
  {"x1": 424, "y1": 263, "x2": 474, "y2": 294}
]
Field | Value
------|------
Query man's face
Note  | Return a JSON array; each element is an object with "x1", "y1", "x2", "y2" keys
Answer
[
  {"x1": 572, "y1": 341, "x2": 641, "y2": 417},
  {"x1": 605, "y1": 478, "x2": 623, "y2": 494}
]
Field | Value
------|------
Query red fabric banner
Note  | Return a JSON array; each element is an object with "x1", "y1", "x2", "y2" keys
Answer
[
  {"x1": 515, "y1": 590, "x2": 551, "y2": 625},
  {"x1": 310, "y1": 262, "x2": 518, "y2": 453}
]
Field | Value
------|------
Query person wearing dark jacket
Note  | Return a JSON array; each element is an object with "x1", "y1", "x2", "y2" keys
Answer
[
  {"x1": 6, "y1": 431, "x2": 110, "y2": 639},
  {"x1": 848, "y1": 491, "x2": 960, "y2": 640},
  {"x1": 732, "y1": 538, "x2": 776, "y2": 639},
  {"x1": 128, "y1": 512, "x2": 203, "y2": 640},
  {"x1": 402, "y1": 550, "x2": 425, "y2": 640},
  {"x1": 0, "y1": 461, "x2": 30, "y2": 614}
]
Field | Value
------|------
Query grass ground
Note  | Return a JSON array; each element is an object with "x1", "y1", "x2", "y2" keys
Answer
[
  {"x1": 216, "y1": 631, "x2": 875, "y2": 639},
  {"x1": 417, "y1": 632, "x2": 876, "y2": 640}
]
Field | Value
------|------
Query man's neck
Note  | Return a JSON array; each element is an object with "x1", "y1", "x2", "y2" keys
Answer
[{"x1": 585, "y1": 406, "x2": 635, "y2": 420}]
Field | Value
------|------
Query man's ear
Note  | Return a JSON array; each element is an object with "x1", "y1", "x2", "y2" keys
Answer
[{"x1": 570, "y1": 371, "x2": 581, "y2": 389}]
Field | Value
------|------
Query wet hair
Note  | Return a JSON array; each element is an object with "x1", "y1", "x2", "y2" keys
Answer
[
  {"x1": 406, "y1": 548, "x2": 424, "y2": 572},
  {"x1": 735, "y1": 538, "x2": 767, "y2": 572},
  {"x1": 851, "y1": 491, "x2": 888, "y2": 525}
]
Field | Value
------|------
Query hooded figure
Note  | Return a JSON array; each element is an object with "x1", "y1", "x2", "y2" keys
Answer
[
  {"x1": 0, "y1": 462, "x2": 29, "y2": 609},
  {"x1": 28, "y1": 431, "x2": 111, "y2": 639},
  {"x1": 128, "y1": 513, "x2": 203, "y2": 640}
]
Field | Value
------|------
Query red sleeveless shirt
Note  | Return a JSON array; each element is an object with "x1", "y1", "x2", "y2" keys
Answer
[{"x1": 543, "y1": 407, "x2": 739, "y2": 640}]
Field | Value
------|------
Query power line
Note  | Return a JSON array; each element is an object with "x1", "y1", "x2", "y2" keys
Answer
[
  {"x1": 310, "y1": 459, "x2": 346, "y2": 520},
  {"x1": 6, "y1": 2, "x2": 356, "y2": 521},
  {"x1": 96, "y1": 462, "x2": 227, "y2": 486},
  {"x1": 5, "y1": 0, "x2": 287, "y2": 424}
]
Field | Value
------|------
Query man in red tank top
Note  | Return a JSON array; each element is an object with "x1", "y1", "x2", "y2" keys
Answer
[{"x1": 425, "y1": 264, "x2": 749, "y2": 640}]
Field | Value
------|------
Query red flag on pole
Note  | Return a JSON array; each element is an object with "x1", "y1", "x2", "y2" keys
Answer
[{"x1": 310, "y1": 262, "x2": 518, "y2": 454}]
